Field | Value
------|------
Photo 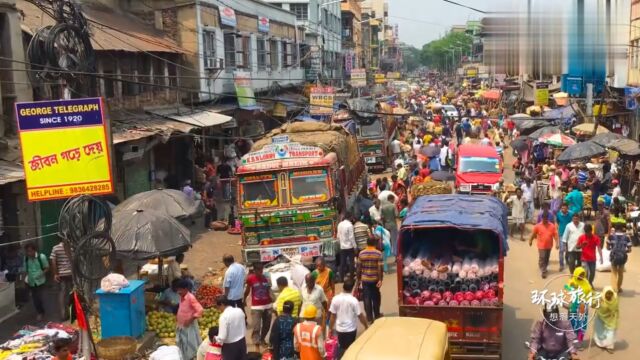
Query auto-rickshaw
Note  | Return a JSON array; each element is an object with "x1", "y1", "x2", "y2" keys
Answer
[{"x1": 341, "y1": 317, "x2": 451, "y2": 360}]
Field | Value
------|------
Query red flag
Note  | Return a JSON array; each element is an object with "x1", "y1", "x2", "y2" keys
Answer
[{"x1": 73, "y1": 292, "x2": 88, "y2": 330}]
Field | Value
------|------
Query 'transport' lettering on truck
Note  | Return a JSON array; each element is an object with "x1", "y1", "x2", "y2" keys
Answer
[{"x1": 236, "y1": 125, "x2": 367, "y2": 264}]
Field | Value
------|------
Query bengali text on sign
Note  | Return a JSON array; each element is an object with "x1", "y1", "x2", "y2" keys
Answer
[{"x1": 15, "y1": 97, "x2": 114, "y2": 201}]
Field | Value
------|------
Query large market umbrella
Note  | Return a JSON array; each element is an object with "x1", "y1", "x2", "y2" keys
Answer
[
  {"x1": 511, "y1": 113, "x2": 531, "y2": 120},
  {"x1": 591, "y1": 132, "x2": 625, "y2": 147},
  {"x1": 510, "y1": 136, "x2": 530, "y2": 152},
  {"x1": 528, "y1": 126, "x2": 561, "y2": 140},
  {"x1": 572, "y1": 123, "x2": 610, "y2": 136},
  {"x1": 538, "y1": 133, "x2": 576, "y2": 147},
  {"x1": 110, "y1": 209, "x2": 191, "y2": 260},
  {"x1": 514, "y1": 119, "x2": 549, "y2": 135},
  {"x1": 609, "y1": 139, "x2": 640, "y2": 157},
  {"x1": 114, "y1": 188, "x2": 204, "y2": 220},
  {"x1": 557, "y1": 141, "x2": 607, "y2": 163},
  {"x1": 429, "y1": 171, "x2": 455, "y2": 182},
  {"x1": 421, "y1": 145, "x2": 441, "y2": 158}
]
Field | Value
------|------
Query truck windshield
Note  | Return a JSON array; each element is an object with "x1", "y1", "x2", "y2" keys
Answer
[
  {"x1": 459, "y1": 157, "x2": 500, "y2": 173},
  {"x1": 359, "y1": 120, "x2": 383, "y2": 137},
  {"x1": 240, "y1": 179, "x2": 278, "y2": 208},
  {"x1": 289, "y1": 170, "x2": 330, "y2": 205}
]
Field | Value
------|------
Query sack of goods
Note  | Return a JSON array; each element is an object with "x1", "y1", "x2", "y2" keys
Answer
[{"x1": 401, "y1": 256, "x2": 501, "y2": 307}]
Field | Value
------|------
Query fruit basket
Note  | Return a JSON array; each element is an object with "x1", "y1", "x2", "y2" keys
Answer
[{"x1": 96, "y1": 336, "x2": 137, "y2": 360}]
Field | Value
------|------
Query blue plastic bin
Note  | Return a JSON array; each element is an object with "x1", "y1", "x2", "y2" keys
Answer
[{"x1": 96, "y1": 279, "x2": 146, "y2": 339}]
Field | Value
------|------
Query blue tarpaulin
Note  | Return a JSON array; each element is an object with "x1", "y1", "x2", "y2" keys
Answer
[{"x1": 401, "y1": 195, "x2": 509, "y2": 255}]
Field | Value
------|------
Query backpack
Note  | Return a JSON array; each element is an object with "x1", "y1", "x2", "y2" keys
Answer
[{"x1": 609, "y1": 234, "x2": 629, "y2": 266}]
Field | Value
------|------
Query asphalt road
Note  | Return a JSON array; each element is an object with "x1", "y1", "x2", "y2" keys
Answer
[{"x1": 186, "y1": 143, "x2": 640, "y2": 359}]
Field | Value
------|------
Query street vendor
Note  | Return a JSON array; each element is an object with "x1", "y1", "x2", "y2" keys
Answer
[{"x1": 159, "y1": 279, "x2": 181, "y2": 314}]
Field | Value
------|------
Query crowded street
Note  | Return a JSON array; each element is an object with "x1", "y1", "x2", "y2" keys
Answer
[{"x1": 2, "y1": 0, "x2": 640, "y2": 359}]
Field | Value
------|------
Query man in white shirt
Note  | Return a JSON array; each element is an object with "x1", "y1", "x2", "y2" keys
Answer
[
  {"x1": 561, "y1": 214, "x2": 584, "y2": 274},
  {"x1": 337, "y1": 213, "x2": 357, "y2": 279},
  {"x1": 377, "y1": 190, "x2": 397, "y2": 205},
  {"x1": 439, "y1": 142, "x2": 451, "y2": 171},
  {"x1": 369, "y1": 199, "x2": 382, "y2": 224},
  {"x1": 612, "y1": 179, "x2": 622, "y2": 199},
  {"x1": 215, "y1": 295, "x2": 247, "y2": 359},
  {"x1": 521, "y1": 179, "x2": 535, "y2": 223},
  {"x1": 329, "y1": 279, "x2": 369, "y2": 358},
  {"x1": 301, "y1": 273, "x2": 328, "y2": 325},
  {"x1": 390, "y1": 138, "x2": 402, "y2": 159}
]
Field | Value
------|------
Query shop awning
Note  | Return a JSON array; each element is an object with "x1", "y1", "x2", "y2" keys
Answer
[
  {"x1": 148, "y1": 107, "x2": 234, "y2": 128},
  {"x1": 0, "y1": 161, "x2": 25, "y2": 185},
  {"x1": 111, "y1": 111, "x2": 197, "y2": 144}
]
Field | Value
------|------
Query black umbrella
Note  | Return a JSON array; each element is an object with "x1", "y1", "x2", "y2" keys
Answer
[
  {"x1": 514, "y1": 119, "x2": 550, "y2": 136},
  {"x1": 557, "y1": 141, "x2": 606, "y2": 163},
  {"x1": 510, "y1": 136, "x2": 530, "y2": 152},
  {"x1": 527, "y1": 126, "x2": 561, "y2": 140},
  {"x1": 114, "y1": 188, "x2": 204, "y2": 220},
  {"x1": 591, "y1": 132, "x2": 625, "y2": 147},
  {"x1": 110, "y1": 209, "x2": 191, "y2": 260},
  {"x1": 429, "y1": 171, "x2": 455, "y2": 181},
  {"x1": 421, "y1": 145, "x2": 441, "y2": 158}
]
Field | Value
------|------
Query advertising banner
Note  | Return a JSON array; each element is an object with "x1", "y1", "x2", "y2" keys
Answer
[
  {"x1": 258, "y1": 16, "x2": 269, "y2": 33},
  {"x1": 305, "y1": 46, "x2": 322, "y2": 81},
  {"x1": 260, "y1": 243, "x2": 321, "y2": 262},
  {"x1": 535, "y1": 82, "x2": 549, "y2": 106},
  {"x1": 15, "y1": 98, "x2": 113, "y2": 201},
  {"x1": 386, "y1": 72, "x2": 401, "y2": 79},
  {"x1": 309, "y1": 86, "x2": 335, "y2": 115},
  {"x1": 350, "y1": 68, "x2": 366, "y2": 88},
  {"x1": 344, "y1": 52, "x2": 353, "y2": 75},
  {"x1": 234, "y1": 71, "x2": 257, "y2": 109},
  {"x1": 374, "y1": 73, "x2": 386, "y2": 84},
  {"x1": 219, "y1": 6, "x2": 237, "y2": 27}
]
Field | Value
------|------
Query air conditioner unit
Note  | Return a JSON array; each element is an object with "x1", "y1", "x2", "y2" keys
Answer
[{"x1": 205, "y1": 57, "x2": 224, "y2": 69}]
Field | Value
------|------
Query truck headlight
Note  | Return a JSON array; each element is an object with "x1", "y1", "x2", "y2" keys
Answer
[{"x1": 459, "y1": 184, "x2": 471, "y2": 192}]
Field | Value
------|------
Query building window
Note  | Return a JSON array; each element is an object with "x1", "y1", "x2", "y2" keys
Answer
[
  {"x1": 168, "y1": 63, "x2": 177, "y2": 87},
  {"x1": 323, "y1": 9, "x2": 328, "y2": 26},
  {"x1": 290, "y1": 3, "x2": 308, "y2": 21},
  {"x1": 103, "y1": 70, "x2": 115, "y2": 98},
  {"x1": 270, "y1": 39, "x2": 279, "y2": 70},
  {"x1": 224, "y1": 32, "x2": 236, "y2": 68},
  {"x1": 282, "y1": 41, "x2": 292, "y2": 68},
  {"x1": 203, "y1": 30, "x2": 217, "y2": 60},
  {"x1": 257, "y1": 37, "x2": 268, "y2": 70},
  {"x1": 239, "y1": 35, "x2": 251, "y2": 69}
]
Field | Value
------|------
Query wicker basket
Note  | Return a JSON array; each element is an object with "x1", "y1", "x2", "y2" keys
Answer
[{"x1": 96, "y1": 336, "x2": 137, "y2": 360}]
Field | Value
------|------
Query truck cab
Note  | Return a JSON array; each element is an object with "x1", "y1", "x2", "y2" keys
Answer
[
  {"x1": 237, "y1": 124, "x2": 366, "y2": 264},
  {"x1": 455, "y1": 144, "x2": 503, "y2": 194}
]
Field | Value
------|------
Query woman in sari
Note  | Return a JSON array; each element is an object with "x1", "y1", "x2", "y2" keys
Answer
[
  {"x1": 564, "y1": 267, "x2": 592, "y2": 345},
  {"x1": 594, "y1": 286, "x2": 619, "y2": 353},
  {"x1": 311, "y1": 257, "x2": 335, "y2": 304}
]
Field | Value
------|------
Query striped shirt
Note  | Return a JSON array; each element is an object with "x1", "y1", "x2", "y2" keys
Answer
[
  {"x1": 50, "y1": 243, "x2": 72, "y2": 277},
  {"x1": 275, "y1": 286, "x2": 303, "y2": 317},
  {"x1": 358, "y1": 246, "x2": 383, "y2": 283}
]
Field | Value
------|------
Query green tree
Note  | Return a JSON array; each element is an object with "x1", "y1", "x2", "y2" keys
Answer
[
  {"x1": 402, "y1": 46, "x2": 422, "y2": 72},
  {"x1": 420, "y1": 32, "x2": 472, "y2": 71}
]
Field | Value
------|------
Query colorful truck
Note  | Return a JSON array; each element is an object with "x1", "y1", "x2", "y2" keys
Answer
[
  {"x1": 236, "y1": 122, "x2": 367, "y2": 264},
  {"x1": 340, "y1": 98, "x2": 397, "y2": 172},
  {"x1": 398, "y1": 195, "x2": 509, "y2": 359}
]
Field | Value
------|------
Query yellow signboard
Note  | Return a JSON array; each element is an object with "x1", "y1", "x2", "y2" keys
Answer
[
  {"x1": 16, "y1": 98, "x2": 113, "y2": 201},
  {"x1": 535, "y1": 82, "x2": 549, "y2": 106},
  {"x1": 374, "y1": 74, "x2": 386, "y2": 84},
  {"x1": 386, "y1": 72, "x2": 401, "y2": 79},
  {"x1": 309, "y1": 87, "x2": 335, "y2": 115},
  {"x1": 465, "y1": 67, "x2": 478, "y2": 77},
  {"x1": 273, "y1": 102, "x2": 288, "y2": 117}
]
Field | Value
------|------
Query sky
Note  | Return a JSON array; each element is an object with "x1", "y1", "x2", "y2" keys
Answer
[{"x1": 389, "y1": 0, "x2": 521, "y2": 48}]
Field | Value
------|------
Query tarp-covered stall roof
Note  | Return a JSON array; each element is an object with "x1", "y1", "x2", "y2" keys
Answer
[
  {"x1": 346, "y1": 98, "x2": 379, "y2": 119},
  {"x1": 401, "y1": 195, "x2": 509, "y2": 255}
]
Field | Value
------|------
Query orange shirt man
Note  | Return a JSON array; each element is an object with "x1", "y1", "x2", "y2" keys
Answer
[{"x1": 529, "y1": 210, "x2": 558, "y2": 279}]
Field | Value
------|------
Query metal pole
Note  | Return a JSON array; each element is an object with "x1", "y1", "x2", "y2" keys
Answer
[{"x1": 586, "y1": 83, "x2": 594, "y2": 118}]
